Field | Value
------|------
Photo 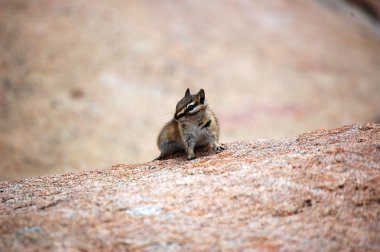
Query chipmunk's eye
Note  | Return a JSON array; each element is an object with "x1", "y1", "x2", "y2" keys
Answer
[{"x1": 187, "y1": 104, "x2": 196, "y2": 111}]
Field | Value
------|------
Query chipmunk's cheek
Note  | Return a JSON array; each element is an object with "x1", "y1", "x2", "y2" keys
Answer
[{"x1": 175, "y1": 108, "x2": 186, "y2": 119}]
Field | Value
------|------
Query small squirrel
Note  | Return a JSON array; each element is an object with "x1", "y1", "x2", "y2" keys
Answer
[{"x1": 156, "y1": 88, "x2": 225, "y2": 160}]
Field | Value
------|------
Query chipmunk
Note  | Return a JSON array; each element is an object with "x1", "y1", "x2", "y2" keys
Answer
[{"x1": 156, "y1": 88, "x2": 225, "y2": 160}]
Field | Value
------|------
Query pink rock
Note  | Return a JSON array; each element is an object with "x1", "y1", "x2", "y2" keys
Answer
[{"x1": 1, "y1": 124, "x2": 379, "y2": 251}]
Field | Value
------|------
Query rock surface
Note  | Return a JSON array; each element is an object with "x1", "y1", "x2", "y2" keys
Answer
[
  {"x1": 1, "y1": 0, "x2": 380, "y2": 178},
  {"x1": 1, "y1": 123, "x2": 379, "y2": 251}
]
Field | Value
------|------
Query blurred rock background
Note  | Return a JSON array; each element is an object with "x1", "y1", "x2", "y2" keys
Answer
[{"x1": 0, "y1": 0, "x2": 379, "y2": 179}]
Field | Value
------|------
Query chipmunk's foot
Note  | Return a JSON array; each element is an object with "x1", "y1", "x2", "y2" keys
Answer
[{"x1": 214, "y1": 145, "x2": 226, "y2": 153}]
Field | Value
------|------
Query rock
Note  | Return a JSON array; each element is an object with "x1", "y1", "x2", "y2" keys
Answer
[
  {"x1": 1, "y1": 0, "x2": 380, "y2": 178},
  {"x1": 1, "y1": 123, "x2": 379, "y2": 251}
]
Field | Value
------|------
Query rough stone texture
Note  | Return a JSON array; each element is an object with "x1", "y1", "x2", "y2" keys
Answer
[
  {"x1": 1, "y1": 123, "x2": 379, "y2": 251},
  {"x1": 1, "y1": 0, "x2": 380, "y2": 178}
]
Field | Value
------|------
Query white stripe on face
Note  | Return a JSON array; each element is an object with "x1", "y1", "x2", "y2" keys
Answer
[
  {"x1": 175, "y1": 101, "x2": 202, "y2": 118},
  {"x1": 186, "y1": 102, "x2": 195, "y2": 108},
  {"x1": 175, "y1": 109, "x2": 185, "y2": 118},
  {"x1": 186, "y1": 102, "x2": 200, "y2": 114},
  {"x1": 188, "y1": 105, "x2": 200, "y2": 114}
]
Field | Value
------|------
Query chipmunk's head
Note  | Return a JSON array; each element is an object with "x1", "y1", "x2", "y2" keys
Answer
[{"x1": 174, "y1": 88, "x2": 207, "y2": 120}]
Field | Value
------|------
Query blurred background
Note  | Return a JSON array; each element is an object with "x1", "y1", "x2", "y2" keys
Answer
[{"x1": 0, "y1": 0, "x2": 379, "y2": 179}]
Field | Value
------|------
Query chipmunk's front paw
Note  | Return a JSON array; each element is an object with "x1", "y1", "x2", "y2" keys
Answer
[
  {"x1": 187, "y1": 155, "x2": 196, "y2": 160},
  {"x1": 214, "y1": 145, "x2": 226, "y2": 153}
]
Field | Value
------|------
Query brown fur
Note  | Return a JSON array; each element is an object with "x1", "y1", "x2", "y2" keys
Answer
[{"x1": 156, "y1": 88, "x2": 225, "y2": 160}]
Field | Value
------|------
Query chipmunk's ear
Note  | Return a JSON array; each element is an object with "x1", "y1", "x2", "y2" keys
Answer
[
  {"x1": 185, "y1": 88, "x2": 190, "y2": 97},
  {"x1": 198, "y1": 89, "x2": 205, "y2": 104}
]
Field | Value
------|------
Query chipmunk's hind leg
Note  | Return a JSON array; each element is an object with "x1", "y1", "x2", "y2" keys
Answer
[{"x1": 154, "y1": 140, "x2": 183, "y2": 161}]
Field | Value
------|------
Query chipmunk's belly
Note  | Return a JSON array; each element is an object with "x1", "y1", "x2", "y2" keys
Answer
[{"x1": 194, "y1": 128, "x2": 209, "y2": 146}]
